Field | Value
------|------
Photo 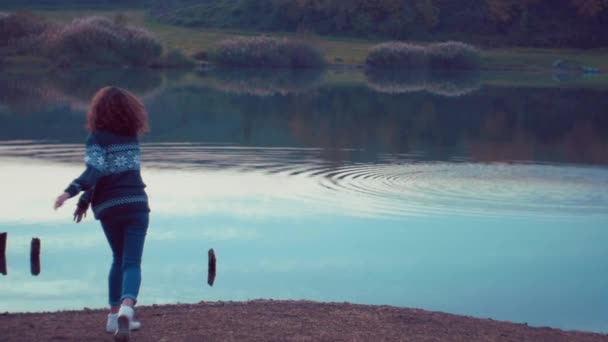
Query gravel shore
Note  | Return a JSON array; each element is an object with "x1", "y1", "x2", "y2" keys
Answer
[{"x1": 1, "y1": 300, "x2": 606, "y2": 342}]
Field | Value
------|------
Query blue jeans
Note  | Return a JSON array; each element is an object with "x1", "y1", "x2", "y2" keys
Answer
[{"x1": 100, "y1": 213, "x2": 149, "y2": 306}]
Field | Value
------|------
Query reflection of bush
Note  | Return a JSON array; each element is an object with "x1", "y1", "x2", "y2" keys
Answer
[
  {"x1": 425, "y1": 71, "x2": 481, "y2": 97},
  {"x1": 365, "y1": 70, "x2": 427, "y2": 94},
  {"x1": 204, "y1": 69, "x2": 323, "y2": 96},
  {"x1": 0, "y1": 74, "x2": 57, "y2": 114},
  {"x1": 0, "y1": 68, "x2": 164, "y2": 114},
  {"x1": 49, "y1": 68, "x2": 164, "y2": 102},
  {"x1": 210, "y1": 36, "x2": 325, "y2": 69},
  {"x1": 366, "y1": 70, "x2": 480, "y2": 97}
]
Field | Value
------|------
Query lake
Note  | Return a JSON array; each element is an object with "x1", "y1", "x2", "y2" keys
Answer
[{"x1": 0, "y1": 68, "x2": 606, "y2": 333}]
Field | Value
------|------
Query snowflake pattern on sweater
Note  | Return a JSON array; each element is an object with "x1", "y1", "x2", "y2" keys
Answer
[
  {"x1": 84, "y1": 143, "x2": 141, "y2": 174},
  {"x1": 66, "y1": 131, "x2": 149, "y2": 220}
]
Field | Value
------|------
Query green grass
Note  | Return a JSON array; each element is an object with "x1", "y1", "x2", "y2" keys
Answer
[
  {"x1": 14, "y1": 9, "x2": 608, "y2": 72},
  {"x1": 483, "y1": 48, "x2": 608, "y2": 71},
  {"x1": 481, "y1": 70, "x2": 608, "y2": 89}
]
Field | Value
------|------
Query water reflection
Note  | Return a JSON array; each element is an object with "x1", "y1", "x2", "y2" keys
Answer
[
  {"x1": 145, "y1": 83, "x2": 608, "y2": 165},
  {"x1": 200, "y1": 68, "x2": 323, "y2": 96},
  {"x1": 0, "y1": 68, "x2": 164, "y2": 114},
  {"x1": 0, "y1": 69, "x2": 607, "y2": 166},
  {"x1": 365, "y1": 70, "x2": 481, "y2": 97}
]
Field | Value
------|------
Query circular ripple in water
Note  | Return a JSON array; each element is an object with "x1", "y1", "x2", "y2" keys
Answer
[
  {"x1": 283, "y1": 162, "x2": 608, "y2": 218},
  {"x1": 2, "y1": 141, "x2": 607, "y2": 218}
]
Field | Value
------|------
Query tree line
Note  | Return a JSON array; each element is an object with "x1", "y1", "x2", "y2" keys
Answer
[
  {"x1": 0, "y1": 0, "x2": 148, "y2": 6},
  {"x1": 152, "y1": 0, "x2": 608, "y2": 48},
  {"x1": 2, "y1": 0, "x2": 607, "y2": 48}
]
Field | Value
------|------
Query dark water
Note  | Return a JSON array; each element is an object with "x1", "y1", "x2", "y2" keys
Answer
[{"x1": 0, "y1": 68, "x2": 607, "y2": 333}]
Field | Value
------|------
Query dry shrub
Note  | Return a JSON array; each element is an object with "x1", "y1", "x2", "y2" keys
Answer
[
  {"x1": 366, "y1": 41, "x2": 481, "y2": 71},
  {"x1": 426, "y1": 41, "x2": 481, "y2": 70},
  {"x1": 210, "y1": 36, "x2": 325, "y2": 68},
  {"x1": 43, "y1": 16, "x2": 162, "y2": 66},
  {"x1": 365, "y1": 42, "x2": 427, "y2": 69},
  {"x1": 0, "y1": 12, "x2": 53, "y2": 54},
  {"x1": 0, "y1": 13, "x2": 195, "y2": 68}
]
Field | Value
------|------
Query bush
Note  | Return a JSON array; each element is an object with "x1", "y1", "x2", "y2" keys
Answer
[
  {"x1": 0, "y1": 12, "x2": 53, "y2": 54},
  {"x1": 210, "y1": 36, "x2": 325, "y2": 69},
  {"x1": 282, "y1": 39, "x2": 325, "y2": 68},
  {"x1": 0, "y1": 13, "x2": 195, "y2": 69},
  {"x1": 366, "y1": 41, "x2": 481, "y2": 71},
  {"x1": 426, "y1": 41, "x2": 481, "y2": 70},
  {"x1": 365, "y1": 42, "x2": 427, "y2": 69},
  {"x1": 44, "y1": 16, "x2": 162, "y2": 67}
]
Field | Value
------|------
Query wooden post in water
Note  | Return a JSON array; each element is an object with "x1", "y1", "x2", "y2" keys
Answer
[
  {"x1": 207, "y1": 248, "x2": 216, "y2": 286},
  {"x1": 30, "y1": 237, "x2": 40, "y2": 276},
  {"x1": 0, "y1": 232, "x2": 6, "y2": 276}
]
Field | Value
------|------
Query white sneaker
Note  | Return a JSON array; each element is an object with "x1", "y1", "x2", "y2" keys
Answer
[
  {"x1": 114, "y1": 306, "x2": 137, "y2": 342},
  {"x1": 106, "y1": 313, "x2": 141, "y2": 333}
]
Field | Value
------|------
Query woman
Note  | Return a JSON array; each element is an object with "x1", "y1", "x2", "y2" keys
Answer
[{"x1": 54, "y1": 86, "x2": 150, "y2": 342}]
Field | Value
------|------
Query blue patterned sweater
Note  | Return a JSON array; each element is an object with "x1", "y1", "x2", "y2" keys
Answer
[{"x1": 65, "y1": 130, "x2": 150, "y2": 220}]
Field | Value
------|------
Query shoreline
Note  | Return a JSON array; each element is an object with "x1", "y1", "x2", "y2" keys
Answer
[
  {"x1": 1, "y1": 300, "x2": 606, "y2": 341},
  {"x1": 2, "y1": 58, "x2": 606, "y2": 76},
  {"x1": 2, "y1": 53, "x2": 606, "y2": 74}
]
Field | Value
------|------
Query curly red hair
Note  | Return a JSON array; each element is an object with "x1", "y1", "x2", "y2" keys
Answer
[{"x1": 86, "y1": 86, "x2": 149, "y2": 136}]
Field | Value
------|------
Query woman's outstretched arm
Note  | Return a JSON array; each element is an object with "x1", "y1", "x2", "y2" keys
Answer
[{"x1": 54, "y1": 135, "x2": 105, "y2": 209}]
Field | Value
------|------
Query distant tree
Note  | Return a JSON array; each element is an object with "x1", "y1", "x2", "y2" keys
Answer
[
  {"x1": 485, "y1": 0, "x2": 542, "y2": 22},
  {"x1": 571, "y1": 0, "x2": 608, "y2": 16},
  {"x1": 415, "y1": 0, "x2": 440, "y2": 29},
  {"x1": 488, "y1": 0, "x2": 608, "y2": 20},
  {"x1": 150, "y1": 0, "x2": 608, "y2": 48},
  {"x1": 486, "y1": 0, "x2": 516, "y2": 22},
  {"x1": 485, "y1": 0, "x2": 544, "y2": 37}
]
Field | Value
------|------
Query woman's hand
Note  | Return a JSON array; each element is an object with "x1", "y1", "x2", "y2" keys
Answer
[
  {"x1": 73, "y1": 207, "x2": 87, "y2": 223},
  {"x1": 54, "y1": 192, "x2": 70, "y2": 210}
]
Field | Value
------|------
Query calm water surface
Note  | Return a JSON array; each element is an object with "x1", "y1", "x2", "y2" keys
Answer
[{"x1": 0, "y1": 69, "x2": 607, "y2": 333}]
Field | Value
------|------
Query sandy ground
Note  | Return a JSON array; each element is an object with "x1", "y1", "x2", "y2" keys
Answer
[{"x1": 1, "y1": 300, "x2": 606, "y2": 342}]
